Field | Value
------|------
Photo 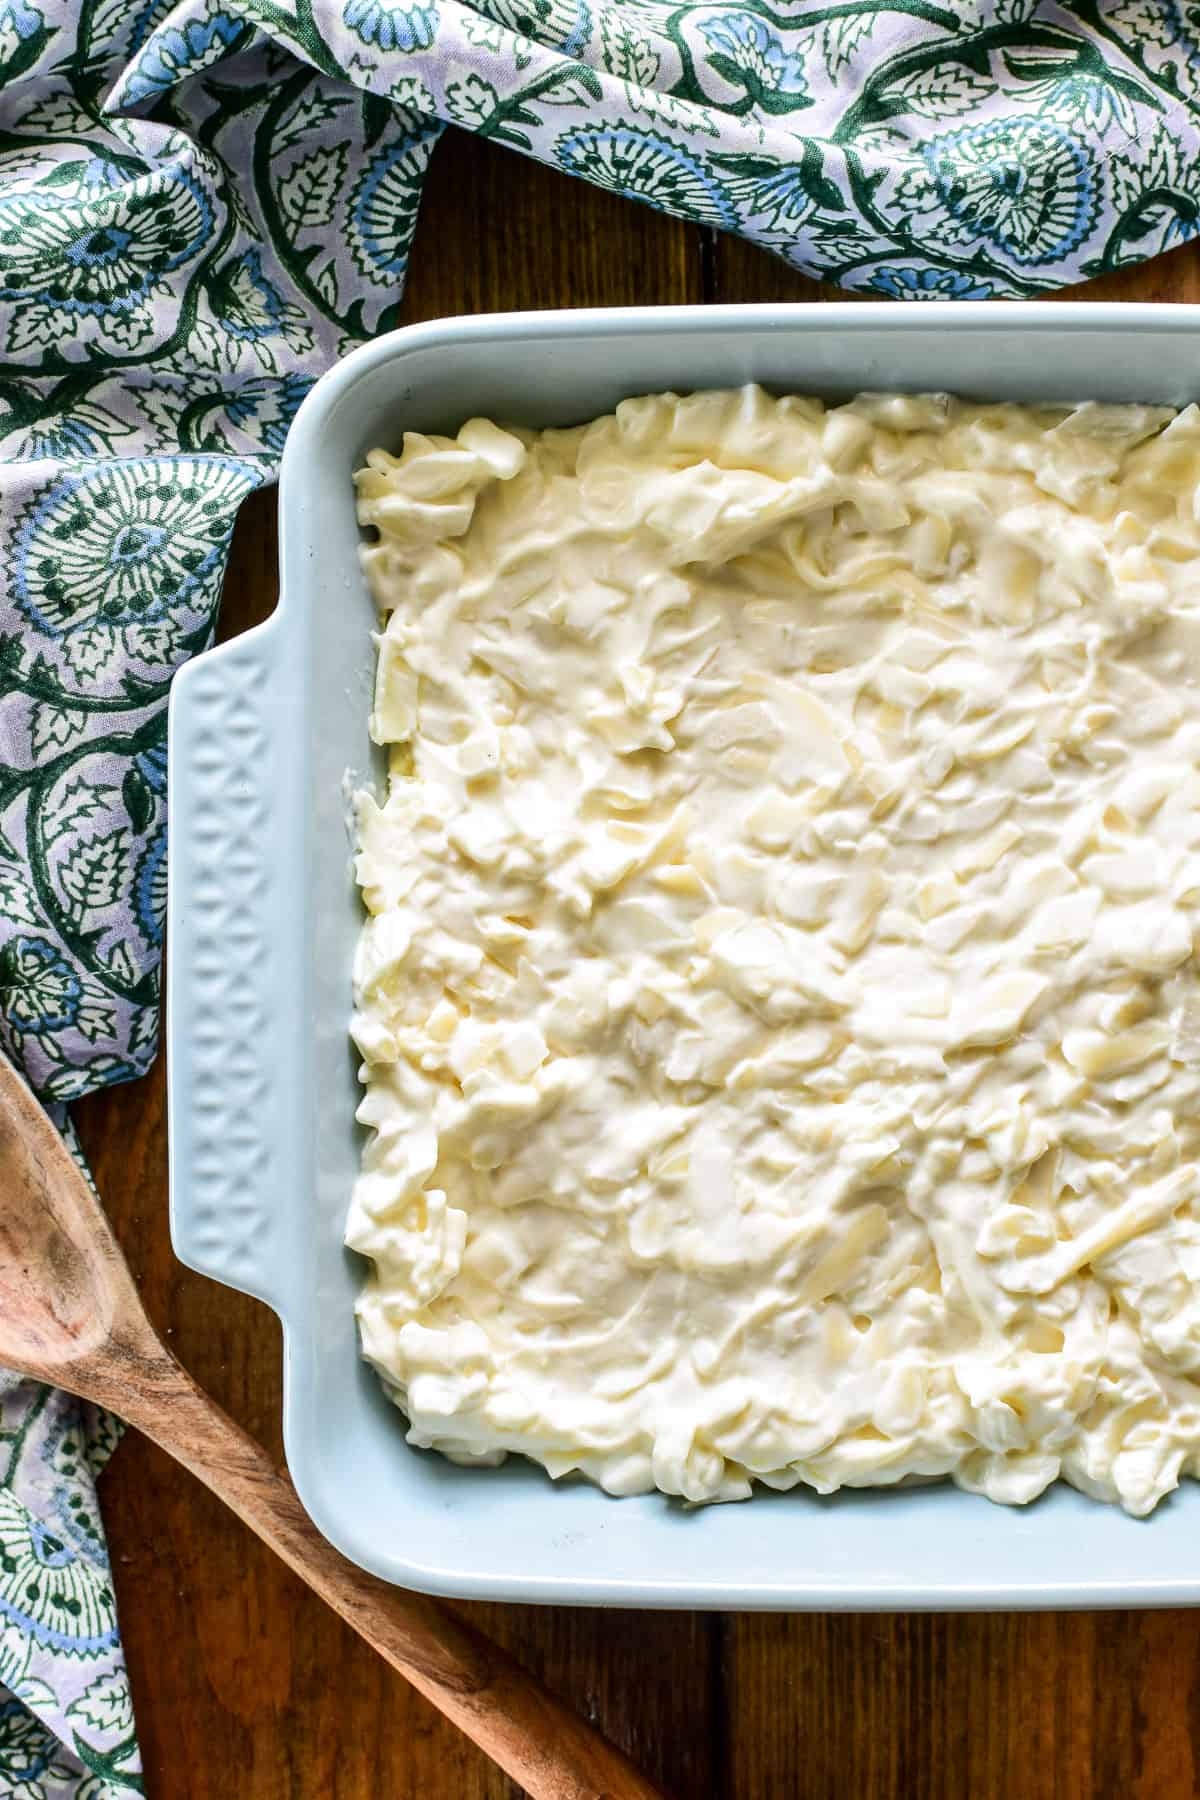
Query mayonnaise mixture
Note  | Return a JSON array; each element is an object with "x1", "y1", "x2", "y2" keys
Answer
[{"x1": 348, "y1": 385, "x2": 1200, "y2": 1515}]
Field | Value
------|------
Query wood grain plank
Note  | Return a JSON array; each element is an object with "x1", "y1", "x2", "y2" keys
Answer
[
  {"x1": 74, "y1": 122, "x2": 714, "y2": 1800},
  {"x1": 722, "y1": 1608, "x2": 1200, "y2": 1800}
]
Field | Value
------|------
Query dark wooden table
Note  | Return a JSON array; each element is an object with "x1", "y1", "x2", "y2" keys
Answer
[{"x1": 75, "y1": 124, "x2": 1200, "y2": 1800}]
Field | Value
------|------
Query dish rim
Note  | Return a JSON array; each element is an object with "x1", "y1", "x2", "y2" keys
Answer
[{"x1": 171, "y1": 300, "x2": 1200, "y2": 1607}]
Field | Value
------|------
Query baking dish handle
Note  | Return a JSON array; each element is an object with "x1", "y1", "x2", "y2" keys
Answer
[{"x1": 166, "y1": 612, "x2": 302, "y2": 1316}]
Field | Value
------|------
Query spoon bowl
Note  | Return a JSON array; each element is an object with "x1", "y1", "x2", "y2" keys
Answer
[{"x1": 0, "y1": 1086, "x2": 142, "y2": 1386}]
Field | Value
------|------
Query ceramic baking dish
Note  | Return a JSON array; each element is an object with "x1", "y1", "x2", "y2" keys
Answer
[{"x1": 169, "y1": 302, "x2": 1200, "y2": 1609}]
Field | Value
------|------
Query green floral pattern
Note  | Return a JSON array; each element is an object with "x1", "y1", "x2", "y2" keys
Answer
[
  {"x1": 0, "y1": 1330, "x2": 138, "y2": 1795},
  {"x1": 2, "y1": 0, "x2": 1199, "y2": 1786}
]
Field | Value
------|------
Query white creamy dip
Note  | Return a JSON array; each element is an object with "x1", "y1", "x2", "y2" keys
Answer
[{"x1": 348, "y1": 385, "x2": 1200, "y2": 1514}]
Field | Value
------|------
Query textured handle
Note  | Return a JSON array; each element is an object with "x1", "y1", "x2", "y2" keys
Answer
[{"x1": 167, "y1": 616, "x2": 303, "y2": 1311}]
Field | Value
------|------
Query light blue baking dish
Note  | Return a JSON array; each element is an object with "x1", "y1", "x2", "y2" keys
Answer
[{"x1": 168, "y1": 303, "x2": 1200, "y2": 1608}]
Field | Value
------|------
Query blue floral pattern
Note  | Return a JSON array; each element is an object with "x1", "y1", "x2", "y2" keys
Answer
[
  {"x1": 0, "y1": 1699, "x2": 80, "y2": 1797},
  {"x1": 0, "y1": 0, "x2": 43, "y2": 39},
  {"x1": 208, "y1": 249, "x2": 291, "y2": 341},
  {"x1": 342, "y1": 0, "x2": 438, "y2": 50},
  {"x1": 871, "y1": 266, "x2": 996, "y2": 299},
  {"x1": 0, "y1": 1376, "x2": 137, "y2": 1792},
  {"x1": 116, "y1": 12, "x2": 246, "y2": 104},
  {"x1": 921, "y1": 119, "x2": 1100, "y2": 267},
  {"x1": 221, "y1": 374, "x2": 313, "y2": 453},
  {"x1": 699, "y1": 13, "x2": 810, "y2": 111},
  {"x1": 0, "y1": 1497, "x2": 118, "y2": 1656},
  {"x1": 13, "y1": 458, "x2": 258, "y2": 648},
  {"x1": 556, "y1": 125, "x2": 736, "y2": 227},
  {"x1": 3, "y1": 0, "x2": 1200, "y2": 1788},
  {"x1": 483, "y1": 0, "x2": 588, "y2": 52},
  {"x1": 0, "y1": 170, "x2": 213, "y2": 323},
  {"x1": 131, "y1": 833, "x2": 167, "y2": 948},
  {"x1": 347, "y1": 129, "x2": 439, "y2": 278},
  {"x1": 0, "y1": 940, "x2": 82, "y2": 1038}
]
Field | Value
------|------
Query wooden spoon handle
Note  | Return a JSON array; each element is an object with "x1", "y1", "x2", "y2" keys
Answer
[{"x1": 127, "y1": 1370, "x2": 664, "y2": 1800}]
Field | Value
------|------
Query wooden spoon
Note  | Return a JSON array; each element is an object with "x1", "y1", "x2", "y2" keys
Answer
[{"x1": 0, "y1": 1056, "x2": 664, "y2": 1800}]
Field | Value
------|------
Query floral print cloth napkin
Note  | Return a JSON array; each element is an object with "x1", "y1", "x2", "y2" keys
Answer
[{"x1": 1, "y1": 0, "x2": 1199, "y2": 1787}]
